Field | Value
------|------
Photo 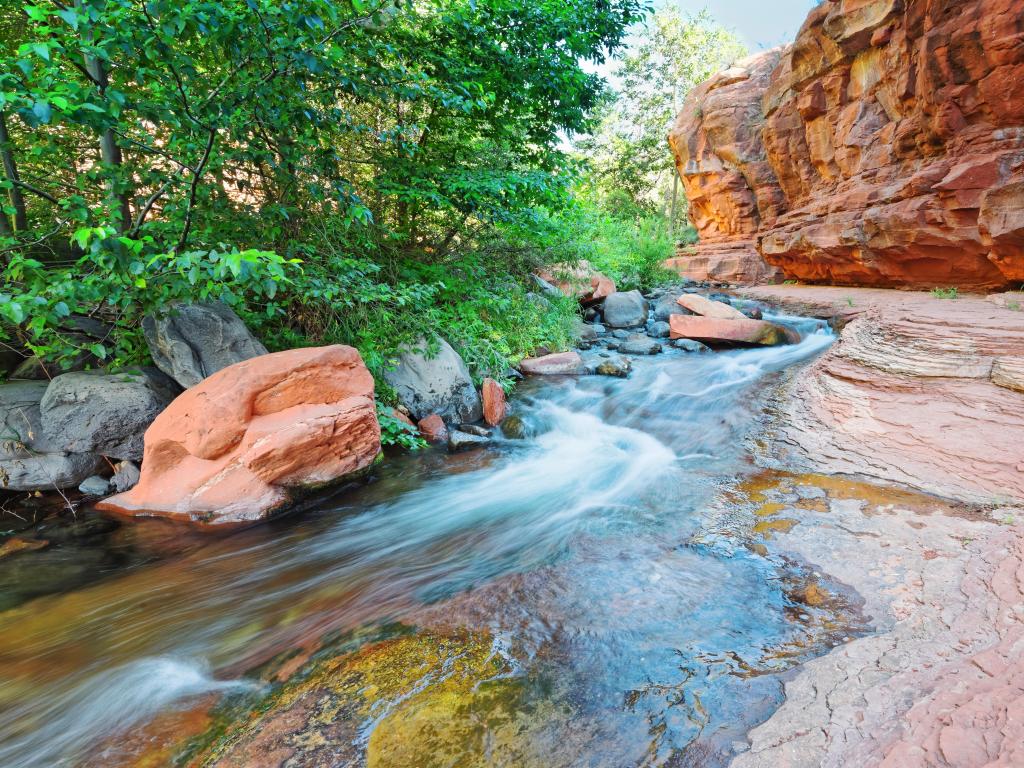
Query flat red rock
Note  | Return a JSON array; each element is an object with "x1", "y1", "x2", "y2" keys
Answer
[{"x1": 668, "y1": 315, "x2": 791, "y2": 346}]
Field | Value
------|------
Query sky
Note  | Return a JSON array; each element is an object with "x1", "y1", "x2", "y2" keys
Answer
[{"x1": 659, "y1": 0, "x2": 813, "y2": 51}]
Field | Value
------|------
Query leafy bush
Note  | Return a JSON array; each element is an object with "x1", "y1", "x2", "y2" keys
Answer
[{"x1": 376, "y1": 402, "x2": 427, "y2": 450}]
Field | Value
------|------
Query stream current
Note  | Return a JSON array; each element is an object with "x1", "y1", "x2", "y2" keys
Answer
[{"x1": 0, "y1": 308, "x2": 848, "y2": 767}]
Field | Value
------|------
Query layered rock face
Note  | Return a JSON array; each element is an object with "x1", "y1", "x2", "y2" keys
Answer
[
  {"x1": 98, "y1": 345, "x2": 380, "y2": 525},
  {"x1": 743, "y1": 285, "x2": 1024, "y2": 503},
  {"x1": 667, "y1": 49, "x2": 786, "y2": 285},
  {"x1": 670, "y1": 0, "x2": 1024, "y2": 288}
]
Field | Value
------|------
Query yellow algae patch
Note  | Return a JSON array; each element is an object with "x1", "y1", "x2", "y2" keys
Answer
[
  {"x1": 169, "y1": 629, "x2": 566, "y2": 768},
  {"x1": 753, "y1": 518, "x2": 798, "y2": 538}
]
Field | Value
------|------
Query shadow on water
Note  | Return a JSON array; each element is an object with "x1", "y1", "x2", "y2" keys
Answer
[{"x1": 0, "y1": 310, "x2": 851, "y2": 767}]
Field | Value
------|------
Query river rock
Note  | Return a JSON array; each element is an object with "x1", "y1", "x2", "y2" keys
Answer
[
  {"x1": 652, "y1": 294, "x2": 690, "y2": 322},
  {"x1": 519, "y1": 351, "x2": 584, "y2": 375},
  {"x1": 481, "y1": 378, "x2": 506, "y2": 426},
  {"x1": 447, "y1": 429, "x2": 489, "y2": 452},
  {"x1": 673, "y1": 338, "x2": 711, "y2": 353},
  {"x1": 457, "y1": 424, "x2": 491, "y2": 438},
  {"x1": 143, "y1": 302, "x2": 267, "y2": 389},
  {"x1": 383, "y1": 337, "x2": 482, "y2": 423},
  {"x1": 110, "y1": 460, "x2": 141, "y2": 493},
  {"x1": 676, "y1": 294, "x2": 748, "y2": 320},
  {"x1": 39, "y1": 368, "x2": 179, "y2": 461},
  {"x1": 96, "y1": 345, "x2": 380, "y2": 525},
  {"x1": 602, "y1": 291, "x2": 648, "y2": 328},
  {"x1": 669, "y1": 315, "x2": 792, "y2": 347},
  {"x1": 78, "y1": 475, "x2": 110, "y2": 496},
  {"x1": 619, "y1": 336, "x2": 662, "y2": 355},
  {"x1": 417, "y1": 414, "x2": 448, "y2": 444},
  {"x1": 647, "y1": 321, "x2": 671, "y2": 338}
]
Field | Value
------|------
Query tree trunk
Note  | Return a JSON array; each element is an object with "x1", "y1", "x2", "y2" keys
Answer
[
  {"x1": 669, "y1": 172, "x2": 679, "y2": 242},
  {"x1": 0, "y1": 111, "x2": 28, "y2": 232},
  {"x1": 80, "y1": 3, "x2": 131, "y2": 232}
]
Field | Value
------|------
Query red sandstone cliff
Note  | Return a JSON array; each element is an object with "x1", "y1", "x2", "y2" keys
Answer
[{"x1": 669, "y1": 0, "x2": 1024, "y2": 288}]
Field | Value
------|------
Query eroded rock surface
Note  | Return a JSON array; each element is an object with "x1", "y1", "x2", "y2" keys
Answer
[
  {"x1": 744, "y1": 285, "x2": 1024, "y2": 504},
  {"x1": 730, "y1": 474, "x2": 1024, "y2": 768},
  {"x1": 670, "y1": 0, "x2": 1024, "y2": 288},
  {"x1": 383, "y1": 337, "x2": 482, "y2": 423},
  {"x1": 98, "y1": 345, "x2": 380, "y2": 525}
]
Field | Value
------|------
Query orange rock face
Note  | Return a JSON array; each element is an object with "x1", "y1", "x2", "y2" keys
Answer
[
  {"x1": 670, "y1": 0, "x2": 1024, "y2": 289},
  {"x1": 481, "y1": 378, "x2": 506, "y2": 426},
  {"x1": 97, "y1": 346, "x2": 380, "y2": 526}
]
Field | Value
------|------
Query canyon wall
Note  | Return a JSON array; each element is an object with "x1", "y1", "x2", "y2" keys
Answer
[{"x1": 669, "y1": 0, "x2": 1024, "y2": 288}]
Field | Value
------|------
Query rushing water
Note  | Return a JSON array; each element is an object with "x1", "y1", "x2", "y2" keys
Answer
[{"x1": 0, "y1": 308, "x2": 844, "y2": 767}]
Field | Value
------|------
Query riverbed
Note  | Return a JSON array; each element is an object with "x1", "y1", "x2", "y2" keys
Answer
[{"x1": 0, "y1": 309, "x2": 868, "y2": 767}]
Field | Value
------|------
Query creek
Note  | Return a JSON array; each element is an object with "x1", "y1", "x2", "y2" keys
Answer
[{"x1": 0, "y1": 307, "x2": 856, "y2": 767}]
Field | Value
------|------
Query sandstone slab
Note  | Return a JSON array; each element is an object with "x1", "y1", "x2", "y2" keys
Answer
[
  {"x1": 97, "y1": 345, "x2": 380, "y2": 525},
  {"x1": 675, "y1": 294, "x2": 747, "y2": 320},
  {"x1": 668, "y1": 315, "x2": 791, "y2": 346},
  {"x1": 670, "y1": 2, "x2": 1024, "y2": 289}
]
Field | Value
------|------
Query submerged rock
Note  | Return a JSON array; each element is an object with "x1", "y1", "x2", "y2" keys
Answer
[
  {"x1": 594, "y1": 356, "x2": 632, "y2": 378},
  {"x1": 40, "y1": 368, "x2": 179, "y2": 461},
  {"x1": 383, "y1": 337, "x2": 482, "y2": 423},
  {"x1": 97, "y1": 345, "x2": 380, "y2": 525},
  {"x1": 647, "y1": 320, "x2": 671, "y2": 338},
  {"x1": 143, "y1": 301, "x2": 268, "y2": 389},
  {"x1": 499, "y1": 414, "x2": 528, "y2": 439}
]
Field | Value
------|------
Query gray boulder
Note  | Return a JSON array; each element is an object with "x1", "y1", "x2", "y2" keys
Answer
[
  {"x1": 40, "y1": 368, "x2": 179, "y2": 461},
  {"x1": 383, "y1": 337, "x2": 482, "y2": 423},
  {"x1": 647, "y1": 321, "x2": 671, "y2": 338},
  {"x1": 0, "y1": 381, "x2": 104, "y2": 491},
  {"x1": 673, "y1": 338, "x2": 711, "y2": 353},
  {"x1": 111, "y1": 460, "x2": 141, "y2": 492},
  {"x1": 143, "y1": 301, "x2": 267, "y2": 389},
  {"x1": 593, "y1": 356, "x2": 632, "y2": 377},
  {"x1": 652, "y1": 294, "x2": 692, "y2": 322},
  {"x1": 78, "y1": 475, "x2": 111, "y2": 496},
  {"x1": 602, "y1": 290, "x2": 649, "y2": 328},
  {"x1": 448, "y1": 429, "x2": 489, "y2": 452},
  {"x1": 619, "y1": 335, "x2": 662, "y2": 355}
]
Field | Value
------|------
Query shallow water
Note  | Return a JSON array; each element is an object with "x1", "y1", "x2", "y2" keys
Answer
[{"x1": 0, "y1": 309, "x2": 849, "y2": 767}]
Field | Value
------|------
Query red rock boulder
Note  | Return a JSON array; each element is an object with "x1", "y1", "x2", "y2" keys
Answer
[
  {"x1": 481, "y1": 378, "x2": 506, "y2": 426},
  {"x1": 669, "y1": 315, "x2": 793, "y2": 346},
  {"x1": 97, "y1": 346, "x2": 380, "y2": 526},
  {"x1": 417, "y1": 414, "x2": 448, "y2": 443},
  {"x1": 676, "y1": 294, "x2": 749, "y2": 320}
]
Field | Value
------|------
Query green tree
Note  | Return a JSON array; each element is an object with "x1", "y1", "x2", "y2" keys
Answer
[
  {"x1": 577, "y1": 7, "x2": 746, "y2": 229},
  {"x1": 0, "y1": 0, "x2": 644, "y2": 373}
]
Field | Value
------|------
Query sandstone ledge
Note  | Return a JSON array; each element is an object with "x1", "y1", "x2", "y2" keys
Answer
[{"x1": 740, "y1": 286, "x2": 1024, "y2": 505}]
